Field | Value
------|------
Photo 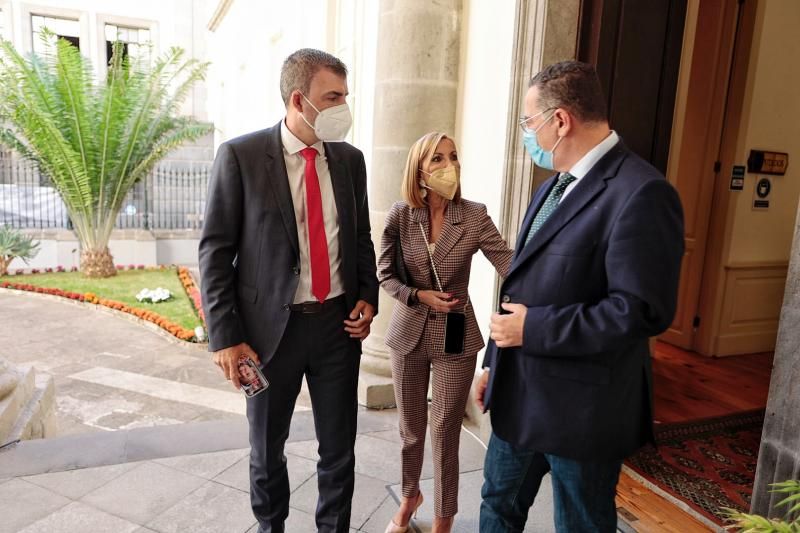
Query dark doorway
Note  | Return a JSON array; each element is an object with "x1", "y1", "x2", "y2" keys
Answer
[{"x1": 578, "y1": 0, "x2": 687, "y2": 175}]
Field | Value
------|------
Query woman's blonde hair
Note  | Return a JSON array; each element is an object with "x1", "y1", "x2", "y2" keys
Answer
[{"x1": 401, "y1": 132, "x2": 462, "y2": 208}]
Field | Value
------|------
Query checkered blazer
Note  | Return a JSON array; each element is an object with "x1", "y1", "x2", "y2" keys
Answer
[{"x1": 378, "y1": 199, "x2": 514, "y2": 356}]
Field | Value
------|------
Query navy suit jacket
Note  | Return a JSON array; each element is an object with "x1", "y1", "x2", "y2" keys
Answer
[
  {"x1": 482, "y1": 140, "x2": 684, "y2": 461},
  {"x1": 198, "y1": 121, "x2": 379, "y2": 361}
]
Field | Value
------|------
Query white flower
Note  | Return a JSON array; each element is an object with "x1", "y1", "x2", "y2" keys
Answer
[{"x1": 136, "y1": 287, "x2": 173, "y2": 303}]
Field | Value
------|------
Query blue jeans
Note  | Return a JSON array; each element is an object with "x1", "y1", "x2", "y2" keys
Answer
[{"x1": 480, "y1": 432, "x2": 622, "y2": 533}]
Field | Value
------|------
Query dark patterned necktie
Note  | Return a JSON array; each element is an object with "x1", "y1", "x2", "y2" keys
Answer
[{"x1": 524, "y1": 173, "x2": 577, "y2": 245}]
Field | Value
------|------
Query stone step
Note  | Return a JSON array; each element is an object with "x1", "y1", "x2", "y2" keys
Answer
[
  {"x1": 11, "y1": 370, "x2": 56, "y2": 441},
  {"x1": 0, "y1": 364, "x2": 35, "y2": 443},
  {"x1": 0, "y1": 364, "x2": 56, "y2": 446}
]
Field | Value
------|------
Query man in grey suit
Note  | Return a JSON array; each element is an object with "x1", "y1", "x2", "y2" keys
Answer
[{"x1": 199, "y1": 48, "x2": 379, "y2": 533}]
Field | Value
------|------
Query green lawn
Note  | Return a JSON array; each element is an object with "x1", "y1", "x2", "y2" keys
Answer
[{"x1": 0, "y1": 268, "x2": 202, "y2": 331}]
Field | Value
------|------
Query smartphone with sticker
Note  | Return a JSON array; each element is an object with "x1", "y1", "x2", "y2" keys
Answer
[{"x1": 238, "y1": 356, "x2": 269, "y2": 398}]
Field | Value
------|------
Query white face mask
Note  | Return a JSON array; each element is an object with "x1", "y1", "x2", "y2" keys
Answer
[{"x1": 300, "y1": 93, "x2": 352, "y2": 142}]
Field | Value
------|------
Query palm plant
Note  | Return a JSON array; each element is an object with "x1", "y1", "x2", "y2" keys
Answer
[
  {"x1": 0, "y1": 225, "x2": 40, "y2": 276},
  {"x1": 0, "y1": 32, "x2": 212, "y2": 277},
  {"x1": 724, "y1": 480, "x2": 800, "y2": 532}
]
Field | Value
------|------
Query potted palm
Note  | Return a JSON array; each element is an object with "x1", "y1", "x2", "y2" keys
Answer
[
  {"x1": 724, "y1": 480, "x2": 800, "y2": 532},
  {"x1": 0, "y1": 31, "x2": 212, "y2": 277}
]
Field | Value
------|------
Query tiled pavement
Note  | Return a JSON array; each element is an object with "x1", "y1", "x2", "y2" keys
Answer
[
  {"x1": 0, "y1": 412, "x2": 555, "y2": 532},
  {"x1": 0, "y1": 290, "x2": 565, "y2": 531}
]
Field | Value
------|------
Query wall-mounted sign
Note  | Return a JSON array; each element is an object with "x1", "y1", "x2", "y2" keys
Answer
[
  {"x1": 754, "y1": 200, "x2": 770, "y2": 209},
  {"x1": 756, "y1": 178, "x2": 771, "y2": 198},
  {"x1": 748, "y1": 150, "x2": 788, "y2": 175},
  {"x1": 730, "y1": 165, "x2": 745, "y2": 191}
]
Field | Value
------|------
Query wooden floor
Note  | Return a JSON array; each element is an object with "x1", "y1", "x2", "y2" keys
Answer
[
  {"x1": 615, "y1": 341, "x2": 773, "y2": 532},
  {"x1": 651, "y1": 341, "x2": 773, "y2": 424},
  {"x1": 617, "y1": 470, "x2": 712, "y2": 532}
]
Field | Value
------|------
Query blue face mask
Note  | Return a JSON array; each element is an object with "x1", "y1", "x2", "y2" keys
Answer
[{"x1": 521, "y1": 112, "x2": 562, "y2": 170}]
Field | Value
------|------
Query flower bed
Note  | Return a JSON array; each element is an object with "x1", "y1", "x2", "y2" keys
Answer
[
  {"x1": 178, "y1": 266, "x2": 206, "y2": 326},
  {"x1": 1, "y1": 265, "x2": 206, "y2": 343}
]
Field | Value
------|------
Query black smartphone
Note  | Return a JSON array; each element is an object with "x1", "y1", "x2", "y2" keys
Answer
[{"x1": 444, "y1": 312, "x2": 466, "y2": 354}]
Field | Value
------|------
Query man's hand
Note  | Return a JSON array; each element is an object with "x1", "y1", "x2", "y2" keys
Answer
[
  {"x1": 417, "y1": 290, "x2": 460, "y2": 313},
  {"x1": 473, "y1": 369, "x2": 490, "y2": 411},
  {"x1": 489, "y1": 303, "x2": 527, "y2": 348},
  {"x1": 213, "y1": 342, "x2": 260, "y2": 390},
  {"x1": 344, "y1": 300, "x2": 375, "y2": 339}
]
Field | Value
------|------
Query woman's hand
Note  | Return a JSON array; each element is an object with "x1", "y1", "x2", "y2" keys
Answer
[{"x1": 417, "y1": 290, "x2": 460, "y2": 313}]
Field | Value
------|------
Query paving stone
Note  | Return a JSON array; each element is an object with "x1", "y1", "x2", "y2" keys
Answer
[
  {"x1": 291, "y1": 472, "x2": 390, "y2": 530},
  {"x1": 354, "y1": 434, "x2": 403, "y2": 483},
  {"x1": 23, "y1": 462, "x2": 139, "y2": 499},
  {"x1": 284, "y1": 438, "x2": 318, "y2": 461},
  {"x1": 0, "y1": 478, "x2": 71, "y2": 533},
  {"x1": 147, "y1": 481, "x2": 254, "y2": 533},
  {"x1": 55, "y1": 376, "x2": 207, "y2": 434},
  {"x1": 154, "y1": 448, "x2": 249, "y2": 479},
  {"x1": 286, "y1": 507, "x2": 318, "y2": 532},
  {"x1": 357, "y1": 407, "x2": 400, "y2": 433},
  {"x1": 17, "y1": 501, "x2": 139, "y2": 533},
  {"x1": 352, "y1": 428, "x2": 486, "y2": 485},
  {"x1": 288, "y1": 431, "x2": 454, "y2": 486},
  {"x1": 214, "y1": 451, "x2": 318, "y2": 494},
  {"x1": 0, "y1": 292, "x2": 235, "y2": 435},
  {"x1": 212, "y1": 455, "x2": 250, "y2": 492},
  {"x1": 81, "y1": 462, "x2": 205, "y2": 525},
  {"x1": 389, "y1": 470, "x2": 555, "y2": 532},
  {"x1": 189, "y1": 410, "x2": 249, "y2": 424},
  {"x1": 0, "y1": 419, "x2": 252, "y2": 478},
  {"x1": 0, "y1": 428, "x2": 128, "y2": 477},
  {"x1": 123, "y1": 420, "x2": 248, "y2": 462},
  {"x1": 287, "y1": 453, "x2": 319, "y2": 493},
  {"x1": 365, "y1": 429, "x2": 403, "y2": 444},
  {"x1": 152, "y1": 363, "x2": 242, "y2": 392},
  {"x1": 358, "y1": 493, "x2": 397, "y2": 533}
]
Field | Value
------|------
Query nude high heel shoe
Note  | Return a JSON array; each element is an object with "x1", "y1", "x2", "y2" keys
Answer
[{"x1": 384, "y1": 492, "x2": 424, "y2": 533}]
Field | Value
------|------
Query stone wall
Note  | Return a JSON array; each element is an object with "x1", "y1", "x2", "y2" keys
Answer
[
  {"x1": 7, "y1": 229, "x2": 201, "y2": 270},
  {"x1": 752, "y1": 199, "x2": 800, "y2": 517}
]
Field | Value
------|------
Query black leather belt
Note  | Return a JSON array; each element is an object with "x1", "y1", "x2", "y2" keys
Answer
[{"x1": 289, "y1": 295, "x2": 344, "y2": 314}]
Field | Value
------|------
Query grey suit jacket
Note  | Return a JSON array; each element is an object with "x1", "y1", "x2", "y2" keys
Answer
[{"x1": 198, "y1": 120, "x2": 379, "y2": 362}]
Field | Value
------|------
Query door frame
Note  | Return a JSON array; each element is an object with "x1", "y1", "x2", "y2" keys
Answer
[
  {"x1": 659, "y1": 0, "x2": 743, "y2": 348},
  {"x1": 693, "y1": 0, "x2": 759, "y2": 356}
]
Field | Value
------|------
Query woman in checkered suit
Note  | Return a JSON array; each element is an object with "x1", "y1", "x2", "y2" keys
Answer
[{"x1": 378, "y1": 132, "x2": 514, "y2": 532}]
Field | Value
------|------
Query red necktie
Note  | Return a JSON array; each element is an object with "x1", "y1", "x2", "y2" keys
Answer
[{"x1": 300, "y1": 147, "x2": 330, "y2": 303}]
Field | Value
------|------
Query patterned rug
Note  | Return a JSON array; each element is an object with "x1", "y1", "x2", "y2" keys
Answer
[{"x1": 625, "y1": 410, "x2": 764, "y2": 524}]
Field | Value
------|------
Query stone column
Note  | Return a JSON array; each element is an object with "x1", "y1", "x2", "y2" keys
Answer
[
  {"x1": 752, "y1": 202, "x2": 800, "y2": 517},
  {"x1": 358, "y1": 0, "x2": 462, "y2": 408}
]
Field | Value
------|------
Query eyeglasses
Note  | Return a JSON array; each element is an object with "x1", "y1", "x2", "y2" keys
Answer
[{"x1": 518, "y1": 108, "x2": 556, "y2": 134}]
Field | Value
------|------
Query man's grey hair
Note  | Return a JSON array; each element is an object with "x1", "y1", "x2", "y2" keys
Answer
[
  {"x1": 280, "y1": 48, "x2": 348, "y2": 106},
  {"x1": 529, "y1": 61, "x2": 608, "y2": 123}
]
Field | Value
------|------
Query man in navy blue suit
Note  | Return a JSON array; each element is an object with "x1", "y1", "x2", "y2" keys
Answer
[{"x1": 473, "y1": 61, "x2": 684, "y2": 532}]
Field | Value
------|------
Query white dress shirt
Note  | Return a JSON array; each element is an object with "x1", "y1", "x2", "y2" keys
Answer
[
  {"x1": 280, "y1": 120, "x2": 344, "y2": 303},
  {"x1": 559, "y1": 130, "x2": 619, "y2": 203}
]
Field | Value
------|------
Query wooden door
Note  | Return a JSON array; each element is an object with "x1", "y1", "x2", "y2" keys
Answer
[
  {"x1": 578, "y1": 0, "x2": 687, "y2": 175},
  {"x1": 578, "y1": 0, "x2": 740, "y2": 349}
]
